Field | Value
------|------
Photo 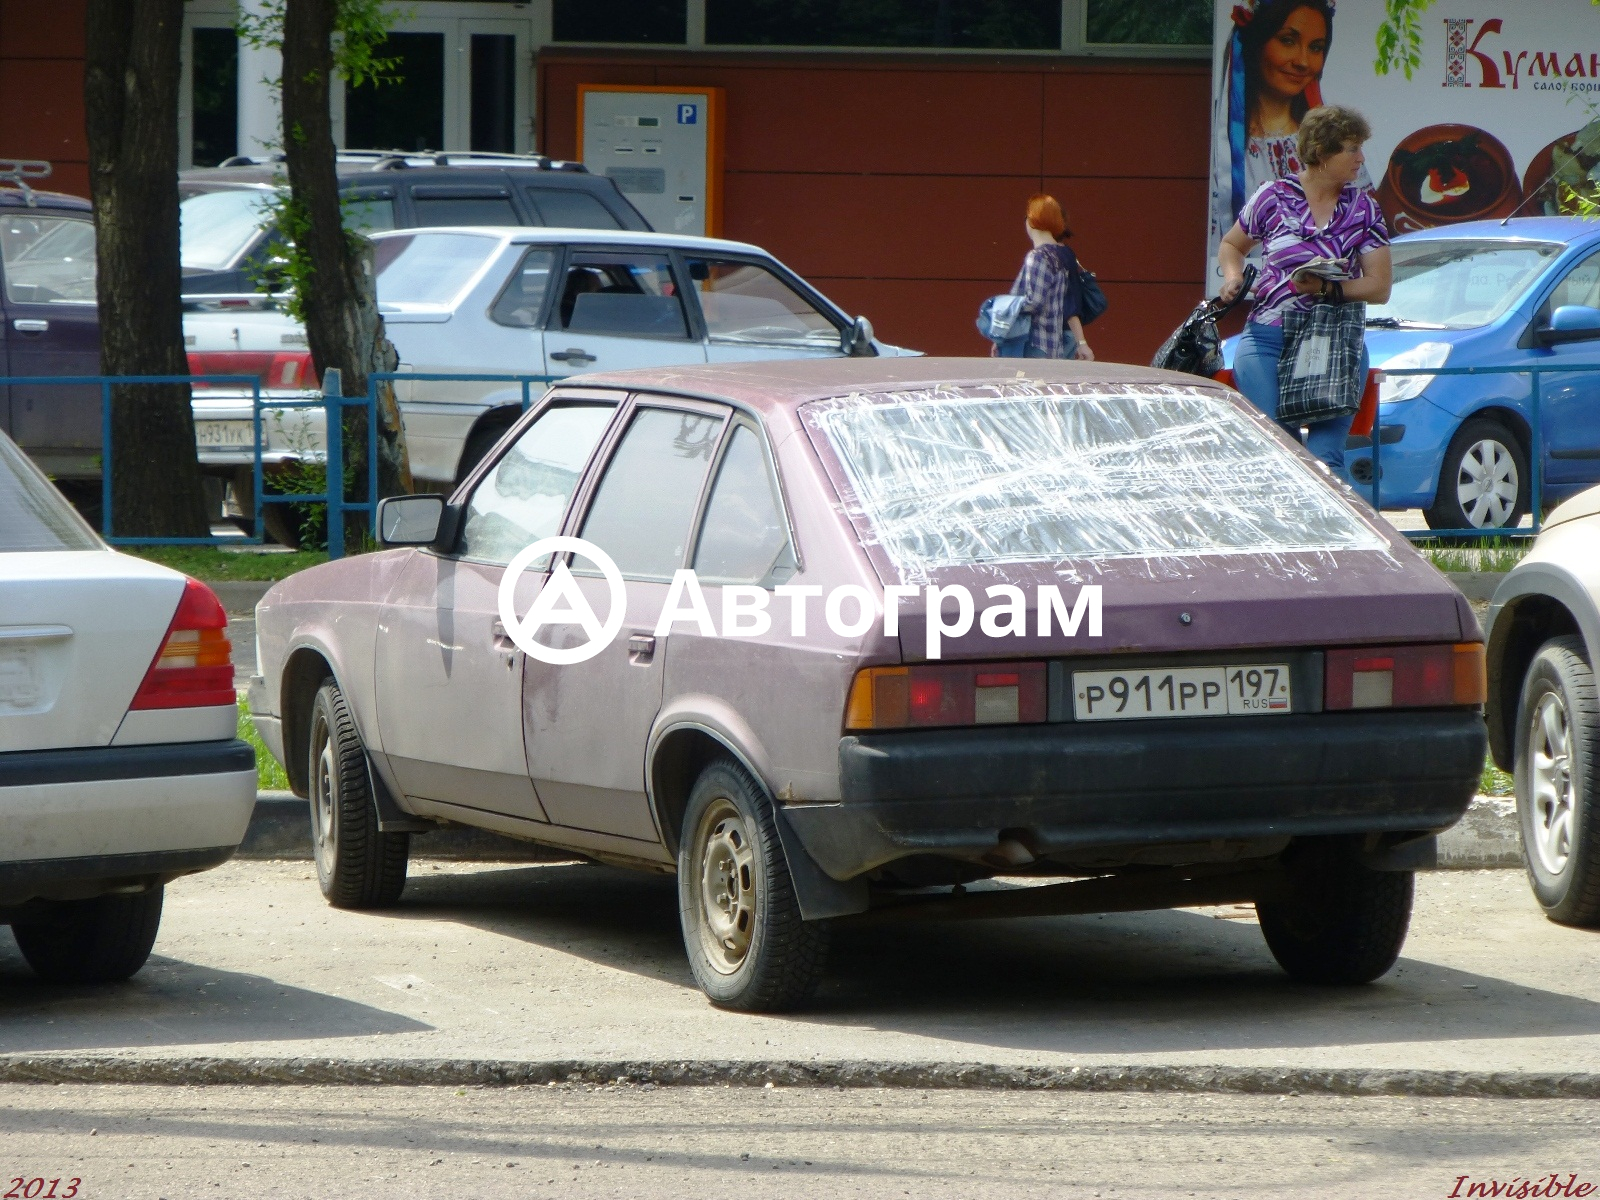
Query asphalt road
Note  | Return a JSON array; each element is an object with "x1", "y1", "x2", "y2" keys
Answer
[
  {"x1": 1, "y1": 863, "x2": 1596, "y2": 1082},
  {"x1": 1, "y1": 1084, "x2": 1596, "y2": 1199}
]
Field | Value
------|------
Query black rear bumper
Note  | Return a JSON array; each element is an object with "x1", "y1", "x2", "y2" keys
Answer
[{"x1": 782, "y1": 711, "x2": 1485, "y2": 881}]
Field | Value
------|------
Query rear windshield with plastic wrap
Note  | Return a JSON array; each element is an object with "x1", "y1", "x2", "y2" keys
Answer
[
  {"x1": 805, "y1": 382, "x2": 1386, "y2": 574},
  {"x1": 0, "y1": 432, "x2": 101, "y2": 552}
]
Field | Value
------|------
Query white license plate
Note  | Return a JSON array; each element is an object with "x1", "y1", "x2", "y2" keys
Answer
[
  {"x1": 195, "y1": 420, "x2": 255, "y2": 448},
  {"x1": 1073, "y1": 663, "x2": 1292, "y2": 721},
  {"x1": 0, "y1": 644, "x2": 41, "y2": 710}
]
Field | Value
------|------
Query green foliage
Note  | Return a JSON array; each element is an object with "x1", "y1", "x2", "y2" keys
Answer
[
  {"x1": 1374, "y1": 0, "x2": 1436, "y2": 79},
  {"x1": 126, "y1": 545, "x2": 328, "y2": 581},
  {"x1": 1417, "y1": 537, "x2": 1528, "y2": 574},
  {"x1": 266, "y1": 410, "x2": 359, "y2": 552},
  {"x1": 235, "y1": 0, "x2": 404, "y2": 86},
  {"x1": 239, "y1": 696, "x2": 292, "y2": 791}
]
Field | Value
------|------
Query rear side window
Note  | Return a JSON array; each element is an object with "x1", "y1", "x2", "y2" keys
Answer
[
  {"x1": 579, "y1": 407, "x2": 723, "y2": 581},
  {"x1": 459, "y1": 403, "x2": 616, "y2": 566},
  {"x1": 491, "y1": 247, "x2": 557, "y2": 328},
  {"x1": 179, "y1": 189, "x2": 267, "y2": 270},
  {"x1": 0, "y1": 432, "x2": 100, "y2": 551},
  {"x1": 0, "y1": 213, "x2": 97, "y2": 304},
  {"x1": 411, "y1": 192, "x2": 518, "y2": 226},
  {"x1": 375, "y1": 232, "x2": 499, "y2": 306},
  {"x1": 808, "y1": 384, "x2": 1386, "y2": 572},
  {"x1": 523, "y1": 188, "x2": 621, "y2": 230},
  {"x1": 344, "y1": 193, "x2": 395, "y2": 233},
  {"x1": 693, "y1": 425, "x2": 793, "y2": 584}
]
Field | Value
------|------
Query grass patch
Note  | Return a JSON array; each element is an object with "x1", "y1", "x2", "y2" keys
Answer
[
  {"x1": 238, "y1": 696, "x2": 291, "y2": 792},
  {"x1": 1480, "y1": 755, "x2": 1514, "y2": 797},
  {"x1": 127, "y1": 545, "x2": 328, "y2": 582},
  {"x1": 1417, "y1": 538, "x2": 1529, "y2": 575}
]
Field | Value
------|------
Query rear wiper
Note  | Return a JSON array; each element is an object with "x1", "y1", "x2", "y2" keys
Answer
[{"x1": 1366, "y1": 316, "x2": 1448, "y2": 329}]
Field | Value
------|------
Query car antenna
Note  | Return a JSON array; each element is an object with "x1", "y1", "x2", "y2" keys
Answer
[
  {"x1": 0, "y1": 159, "x2": 51, "y2": 207},
  {"x1": 1501, "y1": 122, "x2": 1600, "y2": 225}
]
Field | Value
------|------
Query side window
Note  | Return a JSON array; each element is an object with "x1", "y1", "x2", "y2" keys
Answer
[
  {"x1": 579, "y1": 406, "x2": 723, "y2": 581},
  {"x1": 523, "y1": 188, "x2": 622, "y2": 230},
  {"x1": 0, "y1": 214, "x2": 96, "y2": 304},
  {"x1": 1544, "y1": 249, "x2": 1600, "y2": 316},
  {"x1": 693, "y1": 425, "x2": 794, "y2": 585},
  {"x1": 343, "y1": 193, "x2": 395, "y2": 233},
  {"x1": 684, "y1": 257, "x2": 840, "y2": 347},
  {"x1": 490, "y1": 247, "x2": 556, "y2": 328},
  {"x1": 411, "y1": 191, "x2": 519, "y2": 226},
  {"x1": 553, "y1": 251, "x2": 689, "y2": 339},
  {"x1": 458, "y1": 403, "x2": 616, "y2": 566}
]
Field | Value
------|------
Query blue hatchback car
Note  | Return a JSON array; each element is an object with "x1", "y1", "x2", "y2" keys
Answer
[{"x1": 1227, "y1": 217, "x2": 1600, "y2": 530}]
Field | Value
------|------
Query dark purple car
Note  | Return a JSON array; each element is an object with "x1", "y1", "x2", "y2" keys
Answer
[
  {"x1": 0, "y1": 171, "x2": 99, "y2": 483},
  {"x1": 249, "y1": 358, "x2": 1487, "y2": 1011}
]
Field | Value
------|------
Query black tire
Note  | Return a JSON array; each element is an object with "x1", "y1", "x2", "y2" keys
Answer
[
  {"x1": 1513, "y1": 635, "x2": 1600, "y2": 926},
  {"x1": 677, "y1": 758, "x2": 828, "y2": 1012},
  {"x1": 1256, "y1": 841, "x2": 1413, "y2": 984},
  {"x1": 308, "y1": 679, "x2": 409, "y2": 908},
  {"x1": 11, "y1": 887, "x2": 164, "y2": 984},
  {"x1": 454, "y1": 418, "x2": 515, "y2": 488},
  {"x1": 1424, "y1": 418, "x2": 1529, "y2": 530}
]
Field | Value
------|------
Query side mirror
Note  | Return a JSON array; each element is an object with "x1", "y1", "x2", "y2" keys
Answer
[
  {"x1": 1537, "y1": 304, "x2": 1600, "y2": 346},
  {"x1": 843, "y1": 315, "x2": 876, "y2": 357},
  {"x1": 377, "y1": 494, "x2": 445, "y2": 547}
]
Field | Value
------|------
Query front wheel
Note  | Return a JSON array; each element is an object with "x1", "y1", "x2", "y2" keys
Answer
[
  {"x1": 11, "y1": 887, "x2": 164, "y2": 984},
  {"x1": 1514, "y1": 636, "x2": 1600, "y2": 926},
  {"x1": 1256, "y1": 842, "x2": 1412, "y2": 984},
  {"x1": 1424, "y1": 418, "x2": 1529, "y2": 530},
  {"x1": 308, "y1": 680, "x2": 409, "y2": 908},
  {"x1": 678, "y1": 759, "x2": 828, "y2": 1012}
]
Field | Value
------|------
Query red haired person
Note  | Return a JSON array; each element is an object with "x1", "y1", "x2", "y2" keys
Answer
[{"x1": 1008, "y1": 194, "x2": 1093, "y2": 361}]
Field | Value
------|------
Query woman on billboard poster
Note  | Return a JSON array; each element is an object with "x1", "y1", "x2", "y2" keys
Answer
[{"x1": 1208, "y1": 0, "x2": 1374, "y2": 275}]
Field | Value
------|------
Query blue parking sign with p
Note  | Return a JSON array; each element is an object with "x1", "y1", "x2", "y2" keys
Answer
[{"x1": 677, "y1": 103, "x2": 698, "y2": 124}]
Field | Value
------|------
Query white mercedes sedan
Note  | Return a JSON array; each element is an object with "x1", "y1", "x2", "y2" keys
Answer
[{"x1": 0, "y1": 430, "x2": 257, "y2": 983}]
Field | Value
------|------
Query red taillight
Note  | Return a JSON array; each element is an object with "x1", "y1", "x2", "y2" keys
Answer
[
  {"x1": 845, "y1": 662, "x2": 1046, "y2": 730},
  {"x1": 188, "y1": 350, "x2": 317, "y2": 391},
  {"x1": 130, "y1": 577, "x2": 236, "y2": 710},
  {"x1": 1325, "y1": 643, "x2": 1485, "y2": 710}
]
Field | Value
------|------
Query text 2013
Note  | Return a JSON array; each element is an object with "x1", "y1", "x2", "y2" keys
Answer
[{"x1": 5, "y1": 1180, "x2": 81, "y2": 1198}]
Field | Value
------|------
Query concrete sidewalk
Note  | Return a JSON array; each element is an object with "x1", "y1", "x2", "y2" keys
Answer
[{"x1": 2, "y1": 861, "x2": 1595, "y2": 1095}]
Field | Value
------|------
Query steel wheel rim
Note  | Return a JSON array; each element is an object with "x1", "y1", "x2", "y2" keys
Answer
[
  {"x1": 1455, "y1": 438, "x2": 1518, "y2": 528},
  {"x1": 311, "y1": 723, "x2": 337, "y2": 878},
  {"x1": 692, "y1": 797, "x2": 757, "y2": 975},
  {"x1": 1529, "y1": 691, "x2": 1576, "y2": 876}
]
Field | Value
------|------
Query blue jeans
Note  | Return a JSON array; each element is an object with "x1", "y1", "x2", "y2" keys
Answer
[{"x1": 1234, "y1": 320, "x2": 1365, "y2": 488}]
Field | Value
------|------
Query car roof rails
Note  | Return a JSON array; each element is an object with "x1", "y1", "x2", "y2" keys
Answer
[
  {"x1": 338, "y1": 148, "x2": 589, "y2": 173},
  {"x1": 216, "y1": 154, "x2": 287, "y2": 167},
  {"x1": 0, "y1": 159, "x2": 53, "y2": 206}
]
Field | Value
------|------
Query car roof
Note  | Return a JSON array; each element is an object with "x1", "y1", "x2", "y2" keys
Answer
[
  {"x1": 1392, "y1": 216, "x2": 1600, "y2": 245},
  {"x1": 553, "y1": 357, "x2": 1223, "y2": 417},
  {"x1": 0, "y1": 188, "x2": 91, "y2": 212},
  {"x1": 370, "y1": 225, "x2": 775, "y2": 257}
]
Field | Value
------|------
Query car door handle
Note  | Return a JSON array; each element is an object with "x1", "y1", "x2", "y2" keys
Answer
[
  {"x1": 12, "y1": 319, "x2": 48, "y2": 333},
  {"x1": 627, "y1": 634, "x2": 655, "y2": 664},
  {"x1": 550, "y1": 348, "x2": 596, "y2": 364}
]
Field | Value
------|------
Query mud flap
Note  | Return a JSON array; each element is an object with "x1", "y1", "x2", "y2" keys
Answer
[
  {"x1": 772, "y1": 804, "x2": 869, "y2": 919},
  {"x1": 1361, "y1": 833, "x2": 1438, "y2": 872},
  {"x1": 366, "y1": 754, "x2": 436, "y2": 834}
]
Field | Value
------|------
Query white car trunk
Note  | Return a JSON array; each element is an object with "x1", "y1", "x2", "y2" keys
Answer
[{"x1": 0, "y1": 551, "x2": 181, "y2": 753}]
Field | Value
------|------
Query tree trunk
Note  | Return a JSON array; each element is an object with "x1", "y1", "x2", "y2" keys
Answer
[
  {"x1": 84, "y1": 0, "x2": 210, "y2": 538},
  {"x1": 279, "y1": 0, "x2": 413, "y2": 530}
]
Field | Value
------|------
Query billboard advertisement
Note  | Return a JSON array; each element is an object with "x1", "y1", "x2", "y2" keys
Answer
[{"x1": 1208, "y1": 0, "x2": 1600, "y2": 286}]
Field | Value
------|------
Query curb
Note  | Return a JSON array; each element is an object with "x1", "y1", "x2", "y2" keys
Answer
[
  {"x1": 238, "y1": 792, "x2": 1524, "y2": 868},
  {"x1": 0, "y1": 1057, "x2": 1593, "y2": 1098}
]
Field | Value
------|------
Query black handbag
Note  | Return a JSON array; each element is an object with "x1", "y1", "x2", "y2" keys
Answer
[
  {"x1": 1078, "y1": 265, "x2": 1108, "y2": 325},
  {"x1": 1150, "y1": 266, "x2": 1256, "y2": 377}
]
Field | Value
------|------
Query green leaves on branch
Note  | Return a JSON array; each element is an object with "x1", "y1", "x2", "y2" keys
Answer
[
  {"x1": 234, "y1": 0, "x2": 404, "y2": 87},
  {"x1": 1375, "y1": 0, "x2": 1436, "y2": 79}
]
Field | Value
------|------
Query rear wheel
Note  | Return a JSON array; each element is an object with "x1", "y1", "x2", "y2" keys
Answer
[
  {"x1": 1424, "y1": 418, "x2": 1529, "y2": 530},
  {"x1": 1514, "y1": 636, "x2": 1600, "y2": 926},
  {"x1": 1256, "y1": 841, "x2": 1412, "y2": 984},
  {"x1": 308, "y1": 679, "x2": 409, "y2": 908},
  {"x1": 11, "y1": 887, "x2": 164, "y2": 984},
  {"x1": 678, "y1": 759, "x2": 828, "y2": 1011}
]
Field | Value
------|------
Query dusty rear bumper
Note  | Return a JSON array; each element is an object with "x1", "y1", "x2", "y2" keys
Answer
[{"x1": 783, "y1": 711, "x2": 1485, "y2": 881}]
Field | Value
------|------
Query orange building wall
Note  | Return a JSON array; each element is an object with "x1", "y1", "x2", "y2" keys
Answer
[
  {"x1": 0, "y1": 0, "x2": 90, "y2": 197},
  {"x1": 539, "y1": 49, "x2": 1211, "y2": 364}
]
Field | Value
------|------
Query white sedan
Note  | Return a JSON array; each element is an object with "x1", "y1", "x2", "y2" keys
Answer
[
  {"x1": 185, "y1": 226, "x2": 914, "y2": 495},
  {"x1": 0, "y1": 429, "x2": 256, "y2": 983}
]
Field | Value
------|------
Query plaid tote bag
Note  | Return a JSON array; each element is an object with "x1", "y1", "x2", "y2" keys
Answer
[{"x1": 1276, "y1": 300, "x2": 1367, "y2": 424}]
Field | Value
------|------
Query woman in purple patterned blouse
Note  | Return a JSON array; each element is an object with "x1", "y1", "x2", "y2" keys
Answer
[{"x1": 1217, "y1": 105, "x2": 1392, "y2": 485}]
